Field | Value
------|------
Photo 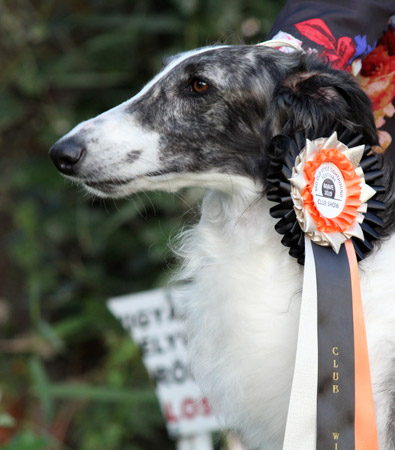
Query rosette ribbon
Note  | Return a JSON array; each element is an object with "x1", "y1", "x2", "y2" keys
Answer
[{"x1": 267, "y1": 130, "x2": 385, "y2": 450}]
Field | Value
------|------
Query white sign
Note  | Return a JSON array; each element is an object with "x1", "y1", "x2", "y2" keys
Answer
[{"x1": 107, "y1": 288, "x2": 221, "y2": 438}]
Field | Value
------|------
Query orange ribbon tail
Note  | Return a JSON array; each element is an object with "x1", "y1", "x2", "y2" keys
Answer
[{"x1": 345, "y1": 240, "x2": 379, "y2": 450}]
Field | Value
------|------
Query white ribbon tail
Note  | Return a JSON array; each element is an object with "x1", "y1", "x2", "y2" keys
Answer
[{"x1": 282, "y1": 237, "x2": 317, "y2": 450}]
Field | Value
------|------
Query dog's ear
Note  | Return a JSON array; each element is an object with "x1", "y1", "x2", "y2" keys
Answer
[{"x1": 272, "y1": 64, "x2": 378, "y2": 145}]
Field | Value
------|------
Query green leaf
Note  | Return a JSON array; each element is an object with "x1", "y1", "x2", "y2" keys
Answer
[
  {"x1": 46, "y1": 382, "x2": 156, "y2": 404},
  {"x1": 29, "y1": 356, "x2": 53, "y2": 424},
  {"x1": 37, "y1": 321, "x2": 64, "y2": 352},
  {"x1": 52, "y1": 315, "x2": 93, "y2": 339}
]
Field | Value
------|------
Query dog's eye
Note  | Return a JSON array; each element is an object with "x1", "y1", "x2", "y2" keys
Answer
[{"x1": 192, "y1": 79, "x2": 209, "y2": 94}]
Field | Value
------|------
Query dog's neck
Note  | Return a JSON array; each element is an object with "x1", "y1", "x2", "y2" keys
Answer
[
  {"x1": 200, "y1": 188, "x2": 272, "y2": 247},
  {"x1": 176, "y1": 183, "x2": 303, "y2": 312}
]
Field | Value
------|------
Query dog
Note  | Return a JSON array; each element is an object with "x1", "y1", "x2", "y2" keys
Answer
[{"x1": 49, "y1": 44, "x2": 395, "y2": 449}]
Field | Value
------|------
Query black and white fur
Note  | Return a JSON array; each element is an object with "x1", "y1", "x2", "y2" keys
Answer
[{"x1": 50, "y1": 45, "x2": 395, "y2": 449}]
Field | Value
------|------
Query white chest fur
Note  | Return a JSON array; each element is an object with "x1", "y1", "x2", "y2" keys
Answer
[{"x1": 176, "y1": 190, "x2": 303, "y2": 448}]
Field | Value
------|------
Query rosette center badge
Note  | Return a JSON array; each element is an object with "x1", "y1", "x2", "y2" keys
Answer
[
  {"x1": 312, "y1": 162, "x2": 346, "y2": 218},
  {"x1": 290, "y1": 132, "x2": 376, "y2": 253}
]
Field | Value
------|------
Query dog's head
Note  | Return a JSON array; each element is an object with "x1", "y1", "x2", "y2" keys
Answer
[{"x1": 49, "y1": 45, "x2": 378, "y2": 198}]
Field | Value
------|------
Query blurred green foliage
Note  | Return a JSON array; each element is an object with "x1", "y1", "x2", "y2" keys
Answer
[{"x1": 0, "y1": 0, "x2": 284, "y2": 448}]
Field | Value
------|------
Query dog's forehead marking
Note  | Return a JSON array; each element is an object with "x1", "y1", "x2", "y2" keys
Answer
[{"x1": 126, "y1": 45, "x2": 229, "y2": 103}]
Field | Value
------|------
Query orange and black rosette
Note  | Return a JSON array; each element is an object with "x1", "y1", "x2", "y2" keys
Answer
[{"x1": 266, "y1": 129, "x2": 385, "y2": 264}]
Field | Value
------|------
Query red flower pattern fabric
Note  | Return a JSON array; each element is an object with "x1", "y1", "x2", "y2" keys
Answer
[
  {"x1": 295, "y1": 19, "x2": 355, "y2": 70},
  {"x1": 358, "y1": 26, "x2": 395, "y2": 150}
]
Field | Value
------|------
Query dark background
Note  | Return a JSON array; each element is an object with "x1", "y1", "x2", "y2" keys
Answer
[{"x1": 0, "y1": 1, "x2": 285, "y2": 448}]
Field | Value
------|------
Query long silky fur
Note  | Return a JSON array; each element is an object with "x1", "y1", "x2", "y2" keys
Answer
[{"x1": 51, "y1": 45, "x2": 395, "y2": 449}]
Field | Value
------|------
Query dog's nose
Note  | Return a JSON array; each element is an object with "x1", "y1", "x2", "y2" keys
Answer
[{"x1": 49, "y1": 137, "x2": 85, "y2": 175}]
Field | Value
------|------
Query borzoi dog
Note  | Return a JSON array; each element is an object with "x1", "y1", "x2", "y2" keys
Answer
[{"x1": 49, "y1": 45, "x2": 395, "y2": 449}]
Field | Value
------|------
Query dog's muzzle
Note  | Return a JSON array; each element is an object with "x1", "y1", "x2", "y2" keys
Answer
[{"x1": 49, "y1": 136, "x2": 86, "y2": 176}]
